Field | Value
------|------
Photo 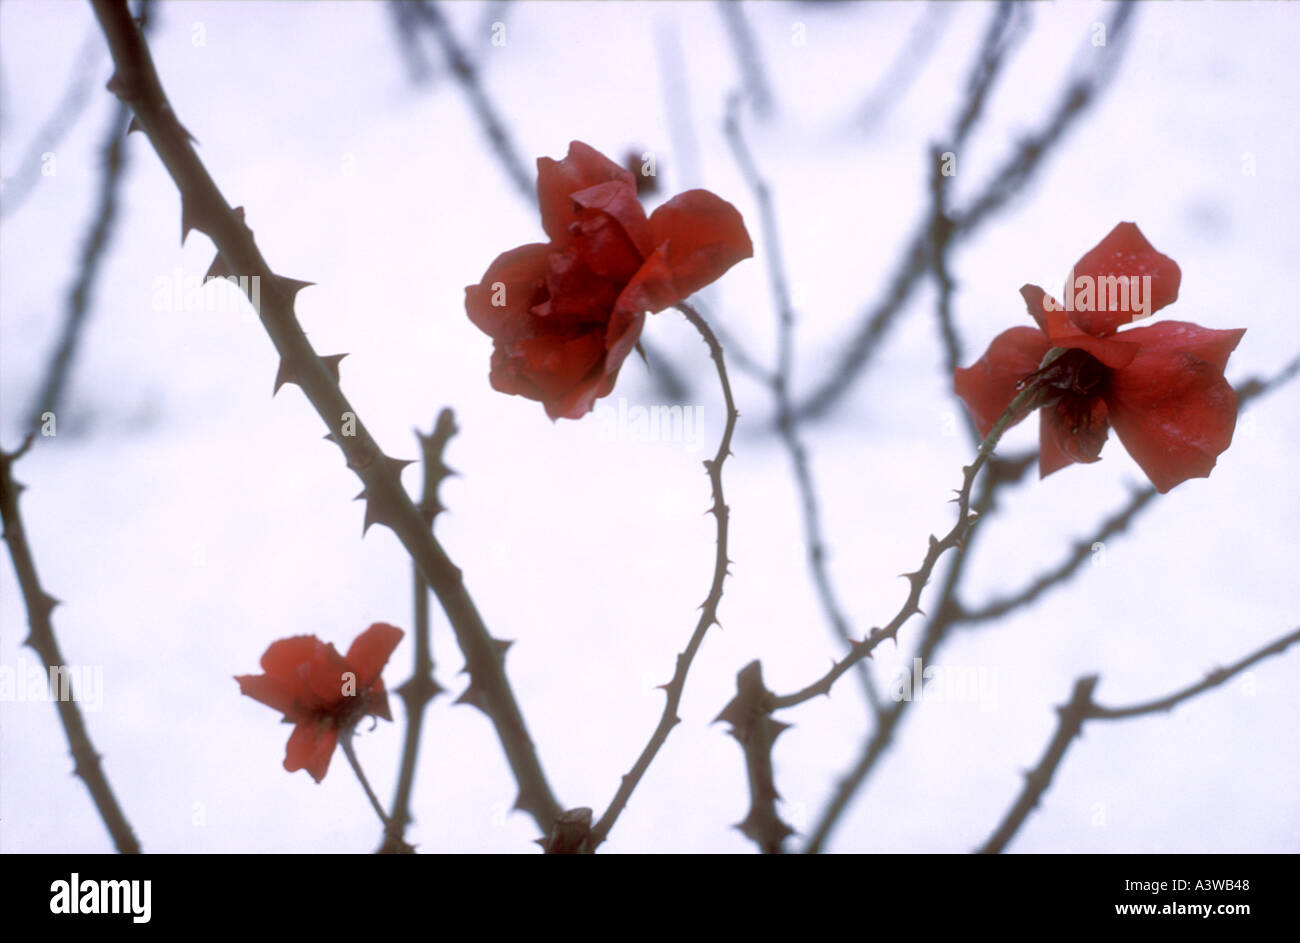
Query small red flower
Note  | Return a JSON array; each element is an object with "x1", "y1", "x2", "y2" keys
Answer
[
  {"x1": 466, "y1": 141, "x2": 753, "y2": 420},
  {"x1": 954, "y1": 223, "x2": 1245, "y2": 493},
  {"x1": 235, "y1": 623, "x2": 403, "y2": 783}
]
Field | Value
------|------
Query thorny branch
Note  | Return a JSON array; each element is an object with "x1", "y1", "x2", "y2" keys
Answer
[
  {"x1": 590, "y1": 301, "x2": 739, "y2": 850},
  {"x1": 27, "y1": 0, "x2": 153, "y2": 433},
  {"x1": 979, "y1": 627, "x2": 1300, "y2": 854},
  {"x1": 0, "y1": 437, "x2": 140, "y2": 853},
  {"x1": 770, "y1": 378, "x2": 1049, "y2": 713},
  {"x1": 795, "y1": 1, "x2": 1137, "y2": 423},
  {"x1": 717, "y1": 1, "x2": 774, "y2": 118},
  {"x1": 723, "y1": 93, "x2": 883, "y2": 714},
  {"x1": 90, "y1": 0, "x2": 561, "y2": 835},
  {"x1": 379, "y1": 409, "x2": 456, "y2": 853},
  {"x1": 802, "y1": 452, "x2": 1035, "y2": 854},
  {"x1": 803, "y1": 351, "x2": 1300, "y2": 851}
]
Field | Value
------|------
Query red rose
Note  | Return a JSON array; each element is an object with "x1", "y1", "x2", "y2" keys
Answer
[
  {"x1": 465, "y1": 141, "x2": 753, "y2": 419},
  {"x1": 235, "y1": 623, "x2": 403, "y2": 782},
  {"x1": 954, "y1": 223, "x2": 1245, "y2": 493}
]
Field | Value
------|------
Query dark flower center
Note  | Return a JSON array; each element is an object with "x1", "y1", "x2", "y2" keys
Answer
[{"x1": 1019, "y1": 347, "x2": 1107, "y2": 404}]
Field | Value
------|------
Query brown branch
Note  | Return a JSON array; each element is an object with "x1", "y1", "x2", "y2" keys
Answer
[
  {"x1": 27, "y1": 0, "x2": 153, "y2": 433},
  {"x1": 954, "y1": 487, "x2": 1158, "y2": 626},
  {"x1": 89, "y1": 0, "x2": 561, "y2": 835},
  {"x1": 716, "y1": 662, "x2": 792, "y2": 853},
  {"x1": 590, "y1": 301, "x2": 739, "y2": 849},
  {"x1": 717, "y1": 0, "x2": 775, "y2": 118},
  {"x1": 805, "y1": 350, "x2": 1300, "y2": 850},
  {"x1": 1, "y1": 437, "x2": 140, "y2": 853},
  {"x1": 770, "y1": 381, "x2": 1047, "y2": 712},
  {"x1": 800, "y1": 453, "x2": 1034, "y2": 852},
  {"x1": 379, "y1": 409, "x2": 456, "y2": 853},
  {"x1": 794, "y1": 1, "x2": 1136, "y2": 423},
  {"x1": 853, "y1": 4, "x2": 954, "y2": 131},
  {"x1": 979, "y1": 627, "x2": 1300, "y2": 854},
  {"x1": 407, "y1": 1, "x2": 532, "y2": 198},
  {"x1": 723, "y1": 93, "x2": 883, "y2": 712}
]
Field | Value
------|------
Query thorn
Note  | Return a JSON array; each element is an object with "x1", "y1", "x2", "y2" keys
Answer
[
  {"x1": 454, "y1": 682, "x2": 488, "y2": 713},
  {"x1": 126, "y1": 114, "x2": 142, "y2": 134},
  {"x1": 181, "y1": 198, "x2": 200, "y2": 245},
  {"x1": 204, "y1": 251, "x2": 231, "y2": 282},
  {"x1": 274, "y1": 353, "x2": 346, "y2": 395},
  {"x1": 273, "y1": 358, "x2": 297, "y2": 396},
  {"x1": 321, "y1": 353, "x2": 347, "y2": 383},
  {"x1": 276, "y1": 276, "x2": 315, "y2": 306}
]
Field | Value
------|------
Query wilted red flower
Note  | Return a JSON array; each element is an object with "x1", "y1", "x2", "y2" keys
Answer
[
  {"x1": 954, "y1": 223, "x2": 1245, "y2": 493},
  {"x1": 235, "y1": 623, "x2": 403, "y2": 782},
  {"x1": 466, "y1": 141, "x2": 753, "y2": 420}
]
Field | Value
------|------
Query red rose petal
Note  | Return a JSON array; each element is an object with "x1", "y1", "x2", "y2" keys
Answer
[
  {"x1": 1020, "y1": 285, "x2": 1139, "y2": 369},
  {"x1": 304, "y1": 642, "x2": 354, "y2": 706},
  {"x1": 1117, "y1": 321, "x2": 1246, "y2": 373},
  {"x1": 953, "y1": 326, "x2": 1050, "y2": 438},
  {"x1": 1039, "y1": 395, "x2": 1109, "y2": 480},
  {"x1": 284, "y1": 719, "x2": 338, "y2": 783},
  {"x1": 647, "y1": 189, "x2": 754, "y2": 302},
  {"x1": 259, "y1": 636, "x2": 323, "y2": 684},
  {"x1": 514, "y1": 330, "x2": 607, "y2": 400},
  {"x1": 345, "y1": 622, "x2": 404, "y2": 691},
  {"x1": 234, "y1": 673, "x2": 301, "y2": 719},
  {"x1": 465, "y1": 243, "x2": 550, "y2": 343},
  {"x1": 1105, "y1": 348, "x2": 1240, "y2": 493},
  {"x1": 571, "y1": 179, "x2": 653, "y2": 263},
  {"x1": 537, "y1": 141, "x2": 638, "y2": 245},
  {"x1": 1068, "y1": 222, "x2": 1181, "y2": 335}
]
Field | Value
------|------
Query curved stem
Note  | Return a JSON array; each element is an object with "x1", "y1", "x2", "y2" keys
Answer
[
  {"x1": 340, "y1": 731, "x2": 396, "y2": 839},
  {"x1": 770, "y1": 378, "x2": 1045, "y2": 711},
  {"x1": 1, "y1": 437, "x2": 139, "y2": 853},
  {"x1": 590, "y1": 301, "x2": 738, "y2": 849}
]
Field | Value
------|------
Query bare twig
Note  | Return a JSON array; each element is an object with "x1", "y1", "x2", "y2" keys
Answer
[
  {"x1": 955, "y1": 351, "x2": 1300, "y2": 627},
  {"x1": 403, "y1": 1, "x2": 689, "y2": 402},
  {"x1": 771, "y1": 380, "x2": 1049, "y2": 712},
  {"x1": 723, "y1": 94, "x2": 882, "y2": 713},
  {"x1": 717, "y1": 1, "x2": 775, "y2": 118},
  {"x1": 379, "y1": 409, "x2": 456, "y2": 853},
  {"x1": 90, "y1": 0, "x2": 561, "y2": 835},
  {"x1": 27, "y1": 0, "x2": 153, "y2": 432},
  {"x1": 341, "y1": 732, "x2": 398, "y2": 838},
  {"x1": 387, "y1": 0, "x2": 434, "y2": 84},
  {"x1": 853, "y1": 4, "x2": 954, "y2": 131},
  {"x1": 716, "y1": 662, "x2": 792, "y2": 853},
  {"x1": 590, "y1": 301, "x2": 739, "y2": 849},
  {"x1": 408, "y1": 0, "x2": 531, "y2": 197},
  {"x1": 0, "y1": 29, "x2": 104, "y2": 218},
  {"x1": 805, "y1": 350, "x2": 1300, "y2": 850},
  {"x1": 956, "y1": 488, "x2": 1157, "y2": 626},
  {"x1": 801, "y1": 453, "x2": 1035, "y2": 853},
  {"x1": 979, "y1": 627, "x2": 1300, "y2": 854},
  {"x1": 1, "y1": 437, "x2": 140, "y2": 853},
  {"x1": 927, "y1": 3, "x2": 1026, "y2": 394},
  {"x1": 795, "y1": 1, "x2": 1137, "y2": 423}
]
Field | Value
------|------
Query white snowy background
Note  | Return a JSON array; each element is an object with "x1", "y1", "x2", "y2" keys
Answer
[{"x1": 1, "y1": 0, "x2": 1297, "y2": 853}]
